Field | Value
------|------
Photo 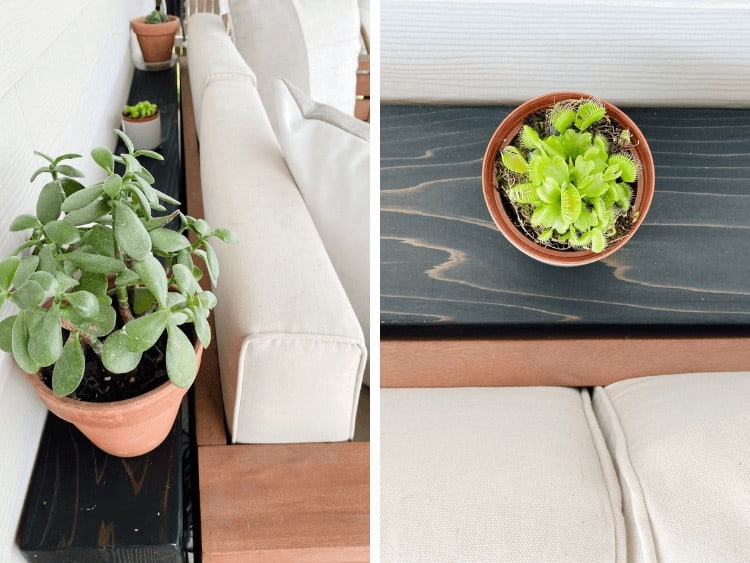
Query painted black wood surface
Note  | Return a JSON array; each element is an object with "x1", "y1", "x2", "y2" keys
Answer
[
  {"x1": 18, "y1": 64, "x2": 188, "y2": 562},
  {"x1": 381, "y1": 105, "x2": 750, "y2": 333}
]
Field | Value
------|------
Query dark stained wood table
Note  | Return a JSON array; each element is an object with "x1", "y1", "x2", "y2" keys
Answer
[
  {"x1": 381, "y1": 105, "x2": 750, "y2": 386},
  {"x1": 17, "y1": 64, "x2": 190, "y2": 562}
]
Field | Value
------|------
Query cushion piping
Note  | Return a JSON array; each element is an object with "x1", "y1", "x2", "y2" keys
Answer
[
  {"x1": 594, "y1": 386, "x2": 659, "y2": 562},
  {"x1": 580, "y1": 389, "x2": 627, "y2": 563}
]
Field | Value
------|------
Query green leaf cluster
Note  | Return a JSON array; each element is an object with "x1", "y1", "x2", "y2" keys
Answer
[
  {"x1": 123, "y1": 101, "x2": 158, "y2": 119},
  {"x1": 145, "y1": 10, "x2": 169, "y2": 24},
  {"x1": 0, "y1": 130, "x2": 236, "y2": 397},
  {"x1": 499, "y1": 99, "x2": 639, "y2": 253}
]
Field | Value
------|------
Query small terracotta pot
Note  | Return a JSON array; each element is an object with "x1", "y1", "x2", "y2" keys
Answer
[
  {"x1": 481, "y1": 92, "x2": 655, "y2": 266},
  {"x1": 122, "y1": 111, "x2": 162, "y2": 150},
  {"x1": 24, "y1": 342, "x2": 203, "y2": 458},
  {"x1": 131, "y1": 15, "x2": 180, "y2": 63}
]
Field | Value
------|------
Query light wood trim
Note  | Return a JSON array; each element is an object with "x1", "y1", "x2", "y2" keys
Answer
[
  {"x1": 355, "y1": 54, "x2": 370, "y2": 122},
  {"x1": 381, "y1": 337, "x2": 750, "y2": 388},
  {"x1": 180, "y1": 57, "x2": 228, "y2": 446},
  {"x1": 199, "y1": 442, "x2": 369, "y2": 562}
]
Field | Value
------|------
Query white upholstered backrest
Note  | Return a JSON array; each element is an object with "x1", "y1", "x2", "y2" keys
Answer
[{"x1": 381, "y1": 0, "x2": 750, "y2": 107}]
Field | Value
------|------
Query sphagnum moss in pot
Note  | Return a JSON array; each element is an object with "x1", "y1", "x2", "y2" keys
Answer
[
  {"x1": 482, "y1": 92, "x2": 655, "y2": 266},
  {"x1": 0, "y1": 130, "x2": 236, "y2": 457}
]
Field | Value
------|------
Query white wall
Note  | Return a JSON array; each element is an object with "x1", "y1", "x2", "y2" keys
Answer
[{"x1": 0, "y1": 1, "x2": 152, "y2": 560}]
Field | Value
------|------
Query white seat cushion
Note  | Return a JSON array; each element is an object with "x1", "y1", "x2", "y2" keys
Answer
[
  {"x1": 199, "y1": 77, "x2": 365, "y2": 443},
  {"x1": 274, "y1": 78, "x2": 369, "y2": 384},
  {"x1": 381, "y1": 387, "x2": 626, "y2": 562},
  {"x1": 593, "y1": 372, "x2": 750, "y2": 562},
  {"x1": 230, "y1": 0, "x2": 361, "y2": 132}
]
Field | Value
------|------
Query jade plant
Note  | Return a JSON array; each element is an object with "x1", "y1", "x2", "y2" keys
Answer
[
  {"x1": 0, "y1": 130, "x2": 236, "y2": 398},
  {"x1": 145, "y1": 10, "x2": 169, "y2": 24},
  {"x1": 123, "y1": 101, "x2": 158, "y2": 119},
  {"x1": 498, "y1": 99, "x2": 640, "y2": 253}
]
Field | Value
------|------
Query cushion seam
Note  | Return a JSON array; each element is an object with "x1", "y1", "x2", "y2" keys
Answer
[
  {"x1": 580, "y1": 388, "x2": 626, "y2": 563},
  {"x1": 596, "y1": 386, "x2": 659, "y2": 562}
]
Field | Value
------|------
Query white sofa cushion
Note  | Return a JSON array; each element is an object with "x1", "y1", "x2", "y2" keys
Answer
[
  {"x1": 186, "y1": 13, "x2": 256, "y2": 135},
  {"x1": 198, "y1": 76, "x2": 366, "y2": 443},
  {"x1": 230, "y1": 0, "x2": 360, "y2": 131},
  {"x1": 381, "y1": 387, "x2": 626, "y2": 561},
  {"x1": 381, "y1": 0, "x2": 750, "y2": 107},
  {"x1": 274, "y1": 78, "x2": 369, "y2": 384},
  {"x1": 593, "y1": 372, "x2": 750, "y2": 562}
]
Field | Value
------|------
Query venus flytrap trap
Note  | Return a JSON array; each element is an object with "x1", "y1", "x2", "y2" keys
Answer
[
  {"x1": 498, "y1": 99, "x2": 640, "y2": 254},
  {"x1": 0, "y1": 129, "x2": 236, "y2": 399}
]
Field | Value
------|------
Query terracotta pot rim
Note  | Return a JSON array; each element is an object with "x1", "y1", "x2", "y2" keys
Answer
[
  {"x1": 121, "y1": 111, "x2": 160, "y2": 123},
  {"x1": 24, "y1": 341, "x2": 203, "y2": 416},
  {"x1": 131, "y1": 15, "x2": 179, "y2": 30},
  {"x1": 481, "y1": 91, "x2": 655, "y2": 266}
]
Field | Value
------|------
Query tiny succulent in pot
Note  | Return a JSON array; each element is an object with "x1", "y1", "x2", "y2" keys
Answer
[
  {"x1": 145, "y1": 10, "x2": 169, "y2": 24},
  {"x1": 0, "y1": 130, "x2": 236, "y2": 398},
  {"x1": 123, "y1": 100, "x2": 158, "y2": 119},
  {"x1": 497, "y1": 99, "x2": 640, "y2": 254}
]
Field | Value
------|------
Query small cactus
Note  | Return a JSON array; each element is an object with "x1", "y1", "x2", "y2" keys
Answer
[
  {"x1": 145, "y1": 10, "x2": 169, "y2": 24},
  {"x1": 123, "y1": 101, "x2": 158, "y2": 119}
]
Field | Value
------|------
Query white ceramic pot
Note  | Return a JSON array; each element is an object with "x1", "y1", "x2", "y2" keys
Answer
[{"x1": 121, "y1": 112, "x2": 162, "y2": 150}]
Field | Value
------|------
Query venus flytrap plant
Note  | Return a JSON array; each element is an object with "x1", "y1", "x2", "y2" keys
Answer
[
  {"x1": 0, "y1": 130, "x2": 235, "y2": 398},
  {"x1": 498, "y1": 99, "x2": 640, "y2": 253}
]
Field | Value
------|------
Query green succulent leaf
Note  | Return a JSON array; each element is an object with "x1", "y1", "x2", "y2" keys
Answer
[
  {"x1": 64, "y1": 291, "x2": 99, "y2": 317},
  {"x1": 202, "y1": 242, "x2": 220, "y2": 287},
  {"x1": 196, "y1": 291, "x2": 217, "y2": 310},
  {"x1": 115, "y1": 129, "x2": 135, "y2": 153},
  {"x1": 123, "y1": 311, "x2": 168, "y2": 353},
  {"x1": 113, "y1": 201, "x2": 151, "y2": 261},
  {"x1": 126, "y1": 183, "x2": 152, "y2": 219},
  {"x1": 60, "y1": 177, "x2": 85, "y2": 197},
  {"x1": 30, "y1": 166, "x2": 51, "y2": 183},
  {"x1": 85, "y1": 224, "x2": 115, "y2": 256},
  {"x1": 193, "y1": 311, "x2": 211, "y2": 348},
  {"x1": 166, "y1": 323, "x2": 197, "y2": 388},
  {"x1": 29, "y1": 304, "x2": 63, "y2": 367},
  {"x1": 13, "y1": 256, "x2": 40, "y2": 287},
  {"x1": 150, "y1": 228, "x2": 191, "y2": 253},
  {"x1": 10, "y1": 214, "x2": 41, "y2": 232},
  {"x1": 134, "y1": 255, "x2": 167, "y2": 308},
  {"x1": 63, "y1": 199, "x2": 110, "y2": 226},
  {"x1": 212, "y1": 227, "x2": 238, "y2": 244},
  {"x1": 61, "y1": 302, "x2": 116, "y2": 337},
  {"x1": 172, "y1": 263, "x2": 197, "y2": 296},
  {"x1": 52, "y1": 332, "x2": 85, "y2": 396},
  {"x1": 102, "y1": 174, "x2": 123, "y2": 198},
  {"x1": 28, "y1": 271, "x2": 58, "y2": 298},
  {"x1": 0, "y1": 256, "x2": 21, "y2": 291},
  {"x1": 37, "y1": 182, "x2": 63, "y2": 224},
  {"x1": 61, "y1": 184, "x2": 104, "y2": 213},
  {"x1": 102, "y1": 330, "x2": 142, "y2": 374},
  {"x1": 500, "y1": 146, "x2": 529, "y2": 175},
  {"x1": 77, "y1": 271, "x2": 108, "y2": 295},
  {"x1": 115, "y1": 268, "x2": 140, "y2": 288},
  {"x1": 55, "y1": 272, "x2": 79, "y2": 293},
  {"x1": 133, "y1": 287, "x2": 157, "y2": 315},
  {"x1": 133, "y1": 149, "x2": 164, "y2": 161},
  {"x1": 55, "y1": 164, "x2": 84, "y2": 178},
  {"x1": 44, "y1": 219, "x2": 81, "y2": 246},
  {"x1": 62, "y1": 251, "x2": 125, "y2": 274},
  {"x1": 11, "y1": 311, "x2": 40, "y2": 374},
  {"x1": 91, "y1": 146, "x2": 115, "y2": 174},
  {"x1": 10, "y1": 280, "x2": 46, "y2": 310},
  {"x1": 0, "y1": 315, "x2": 15, "y2": 353}
]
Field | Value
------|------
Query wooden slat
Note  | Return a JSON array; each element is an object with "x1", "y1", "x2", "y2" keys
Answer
[
  {"x1": 199, "y1": 442, "x2": 369, "y2": 562},
  {"x1": 355, "y1": 54, "x2": 370, "y2": 122},
  {"x1": 381, "y1": 337, "x2": 750, "y2": 388},
  {"x1": 180, "y1": 57, "x2": 228, "y2": 446}
]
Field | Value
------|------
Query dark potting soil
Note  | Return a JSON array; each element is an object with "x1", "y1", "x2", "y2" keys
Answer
[
  {"x1": 41, "y1": 333, "x2": 170, "y2": 403},
  {"x1": 495, "y1": 105, "x2": 638, "y2": 252}
]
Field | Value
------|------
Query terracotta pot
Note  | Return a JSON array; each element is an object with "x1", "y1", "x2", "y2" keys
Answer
[
  {"x1": 24, "y1": 342, "x2": 203, "y2": 458},
  {"x1": 131, "y1": 15, "x2": 180, "y2": 63},
  {"x1": 121, "y1": 110, "x2": 162, "y2": 150},
  {"x1": 481, "y1": 92, "x2": 655, "y2": 266}
]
